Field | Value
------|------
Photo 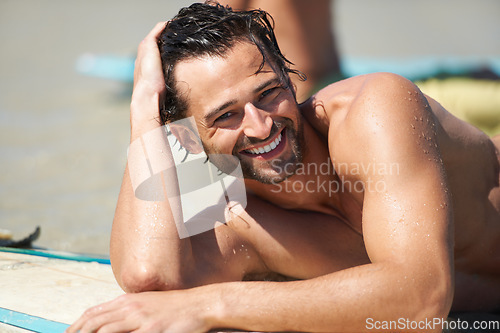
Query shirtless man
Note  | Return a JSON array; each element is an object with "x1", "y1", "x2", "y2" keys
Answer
[{"x1": 69, "y1": 2, "x2": 500, "y2": 332}]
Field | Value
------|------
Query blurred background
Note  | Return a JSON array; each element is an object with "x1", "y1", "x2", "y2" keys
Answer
[{"x1": 1, "y1": 0, "x2": 499, "y2": 255}]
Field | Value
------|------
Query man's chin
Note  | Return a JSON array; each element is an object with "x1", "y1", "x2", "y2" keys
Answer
[
  {"x1": 242, "y1": 170, "x2": 291, "y2": 185},
  {"x1": 240, "y1": 159, "x2": 298, "y2": 185},
  {"x1": 236, "y1": 119, "x2": 304, "y2": 184}
]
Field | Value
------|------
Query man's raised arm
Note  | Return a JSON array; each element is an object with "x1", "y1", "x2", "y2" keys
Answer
[
  {"x1": 109, "y1": 22, "x2": 195, "y2": 292},
  {"x1": 110, "y1": 22, "x2": 261, "y2": 294}
]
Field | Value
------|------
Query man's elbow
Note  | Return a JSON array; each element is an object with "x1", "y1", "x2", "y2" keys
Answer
[
  {"x1": 417, "y1": 271, "x2": 454, "y2": 323},
  {"x1": 114, "y1": 263, "x2": 191, "y2": 293}
]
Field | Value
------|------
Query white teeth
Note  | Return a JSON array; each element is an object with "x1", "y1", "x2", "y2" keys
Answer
[{"x1": 245, "y1": 133, "x2": 282, "y2": 155}]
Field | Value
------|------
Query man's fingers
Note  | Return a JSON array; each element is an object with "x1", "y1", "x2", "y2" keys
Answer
[
  {"x1": 66, "y1": 297, "x2": 125, "y2": 333},
  {"x1": 134, "y1": 21, "x2": 168, "y2": 91},
  {"x1": 78, "y1": 310, "x2": 136, "y2": 333},
  {"x1": 146, "y1": 21, "x2": 169, "y2": 41},
  {"x1": 66, "y1": 306, "x2": 102, "y2": 332},
  {"x1": 137, "y1": 21, "x2": 168, "y2": 60}
]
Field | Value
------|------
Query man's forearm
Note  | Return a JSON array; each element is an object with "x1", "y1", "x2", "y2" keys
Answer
[
  {"x1": 202, "y1": 262, "x2": 452, "y2": 333},
  {"x1": 110, "y1": 92, "x2": 195, "y2": 292},
  {"x1": 111, "y1": 167, "x2": 194, "y2": 292}
]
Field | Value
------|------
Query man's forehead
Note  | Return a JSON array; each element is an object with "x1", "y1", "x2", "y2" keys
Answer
[
  {"x1": 175, "y1": 41, "x2": 267, "y2": 82},
  {"x1": 174, "y1": 42, "x2": 279, "y2": 113}
]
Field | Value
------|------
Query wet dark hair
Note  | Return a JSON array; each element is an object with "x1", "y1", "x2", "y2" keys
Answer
[{"x1": 158, "y1": 0, "x2": 305, "y2": 124}]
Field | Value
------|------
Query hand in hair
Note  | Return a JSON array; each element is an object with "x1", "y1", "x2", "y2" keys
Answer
[{"x1": 130, "y1": 21, "x2": 168, "y2": 139}]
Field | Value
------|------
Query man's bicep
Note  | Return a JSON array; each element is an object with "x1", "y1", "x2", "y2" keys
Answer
[
  {"x1": 361, "y1": 170, "x2": 452, "y2": 266},
  {"x1": 338, "y1": 73, "x2": 453, "y2": 266}
]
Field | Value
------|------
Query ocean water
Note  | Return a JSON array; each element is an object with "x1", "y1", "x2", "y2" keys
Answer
[{"x1": 1, "y1": 0, "x2": 499, "y2": 255}]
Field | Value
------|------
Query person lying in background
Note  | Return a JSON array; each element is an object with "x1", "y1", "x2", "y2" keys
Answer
[{"x1": 69, "y1": 1, "x2": 500, "y2": 332}]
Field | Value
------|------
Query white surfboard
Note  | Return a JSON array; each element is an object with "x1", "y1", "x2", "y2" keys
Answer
[{"x1": 0, "y1": 247, "x2": 124, "y2": 332}]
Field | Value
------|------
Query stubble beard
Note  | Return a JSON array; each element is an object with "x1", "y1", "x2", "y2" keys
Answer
[
  {"x1": 200, "y1": 116, "x2": 305, "y2": 185},
  {"x1": 237, "y1": 117, "x2": 305, "y2": 185}
]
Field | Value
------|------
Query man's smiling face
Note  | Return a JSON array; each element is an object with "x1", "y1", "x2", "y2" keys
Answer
[{"x1": 174, "y1": 41, "x2": 304, "y2": 184}]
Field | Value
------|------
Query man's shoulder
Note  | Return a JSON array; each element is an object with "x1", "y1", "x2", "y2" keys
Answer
[
  {"x1": 318, "y1": 72, "x2": 416, "y2": 116},
  {"x1": 302, "y1": 73, "x2": 418, "y2": 136},
  {"x1": 312, "y1": 73, "x2": 432, "y2": 174},
  {"x1": 338, "y1": 72, "x2": 423, "y2": 132}
]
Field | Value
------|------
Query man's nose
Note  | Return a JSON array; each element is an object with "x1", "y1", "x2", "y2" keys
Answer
[{"x1": 242, "y1": 102, "x2": 273, "y2": 140}]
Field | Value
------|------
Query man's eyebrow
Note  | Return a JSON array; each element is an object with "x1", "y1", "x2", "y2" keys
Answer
[
  {"x1": 204, "y1": 99, "x2": 238, "y2": 122},
  {"x1": 204, "y1": 77, "x2": 281, "y2": 122},
  {"x1": 252, "y1": 77, "x2": 281, "y2": 94}
]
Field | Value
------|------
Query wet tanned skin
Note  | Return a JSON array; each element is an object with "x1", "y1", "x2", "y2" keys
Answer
[
  {"x1": 69, "y1": 32, "x2": 500, "y2": 333},
  {"x1": 175, "y1": 42, "x2": 500, "y2": 312}
]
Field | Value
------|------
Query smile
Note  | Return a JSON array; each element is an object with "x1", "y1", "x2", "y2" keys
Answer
[{"x1": 244, "y1": 132, "x2": 282, "y2": 155}]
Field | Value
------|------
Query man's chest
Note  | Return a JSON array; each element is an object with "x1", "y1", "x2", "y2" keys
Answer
[{"x1": 238, "y1": 205, "x2": 370, "y2": 280}]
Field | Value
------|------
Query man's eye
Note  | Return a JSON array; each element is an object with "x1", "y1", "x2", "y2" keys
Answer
[
  {"x1": 261, "y1": 87, "x2": 277, "y2": 98},
  {"x1": 260, "y1": 86, "x2": 284, "y2": 101},
  {"x1": 215, "y1": 112, "x2": 233, "y2": 122}
]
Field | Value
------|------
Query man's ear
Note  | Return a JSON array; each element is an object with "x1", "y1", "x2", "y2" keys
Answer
[{"x1": 169, "y1": 123, "x2": 204, "y2": 154}]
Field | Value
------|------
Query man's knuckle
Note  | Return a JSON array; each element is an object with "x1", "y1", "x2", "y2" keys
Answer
[
  {"x1": 83, "y1": 305, "x2": 100, "y2": 317},
  {"x1": 79, "y1": 317, "x2": 100, "y2": 332},
  {"x1": 124, "y1": 300, "x2": 141, "y2": 313}
]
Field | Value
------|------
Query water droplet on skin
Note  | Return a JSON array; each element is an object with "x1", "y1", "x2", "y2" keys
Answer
[
  {"x1": 408, "y1": 98, "x2": 412, "y2": 101},
  {"x1": 411, "y1": 124, "x2": 415, "y2": 129},
  {"x1": 414, "y1": 116, "x2": 418, "y2": 121},
  {"x1": 419, "y1": 117, "x2": 423, "y2": 121}
]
